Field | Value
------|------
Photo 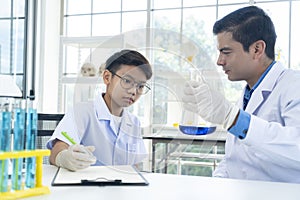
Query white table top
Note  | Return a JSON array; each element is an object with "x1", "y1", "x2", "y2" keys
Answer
[{"x1": 25, "y1": 165, "x2": 300, "y2": 200}]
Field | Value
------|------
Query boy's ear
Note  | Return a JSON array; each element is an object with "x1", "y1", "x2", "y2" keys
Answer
[{"x1": 103, "y1": 70, "x2": 112, "y2": 84}]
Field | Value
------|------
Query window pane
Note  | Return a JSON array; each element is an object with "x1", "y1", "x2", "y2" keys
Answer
[
  {"x1": 13, "y1": 0, "x2": 25, "y2": 17},
  {"x1": 183, "y1": 0, "x2": 216, "y2": 7},
  {"x1": 122, "y1": 0, "x2": 147, "y2": 11},
  {"x1": 152, "y1": 76, "x2": 182, "y2": 127},
  {"x1": 65, "y1": 0, "x2": 91, "y2": 15},
  {"x1": 217, "y1": 0, "x2": 248, "y2": 4},
  {"x1": 122, "y1": 11, "x2": 147, "y2": 32},
  {"x1": 217, "y1": 4, "x2": 248, "y2": 19},
  {"x1": 0, "y1": 20, "x2": 11, "y2": 73},
  {"x1": 92, "y1": 0, "x2": 121, "y2": 13},
  {"x1": 65, "y1": 15, "x2": 91, "y2": 37},
  {"x1": 259, "y1": 2, "x2": 290, "y2": 66},
  {"x1": 152, "y1": 9, "x2": 182, "y2": 33},
  {"x1": 153, "y1": 0, "x2": 181, "y2": 9},
  {"x1": 0, "y1": 0, "x2": 26, "y2": 94},
  {"x1": 13, "y1": 19, "x2": 25, "y2": 73},
  {"x1": 0, "y1": 0, "x2": 11, "y2": 17},
  {"x1": 92, "y1": 14, "x2": 121, "y2": 36},
  {"x1": 291, "y1": 1, "x2": 300, "y2": 69},
  {"x1": 182, "y1": 7, "x2": 217, "y2": 63}
]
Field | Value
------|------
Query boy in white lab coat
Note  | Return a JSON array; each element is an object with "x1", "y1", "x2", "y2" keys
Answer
[{"x1": 47, "y1": 49, "x2": 152, "y2": 171}]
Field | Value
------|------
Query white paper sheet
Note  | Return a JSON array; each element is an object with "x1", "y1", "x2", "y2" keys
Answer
[{"x1": 52, "y1": 165, "x2": 148, "y2": 185}]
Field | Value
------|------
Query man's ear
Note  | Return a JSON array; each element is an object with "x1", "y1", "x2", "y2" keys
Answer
[
  {"x1": 251, "y1": 40, "x2": 266, "y2": 59},
  {"x1": 103, "y1": 69, "x2": 112, "y2": 84}
]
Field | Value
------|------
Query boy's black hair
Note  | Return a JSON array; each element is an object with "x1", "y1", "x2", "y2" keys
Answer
[
  {"x1": 213, "y1": 6, "x2": 277, "y2": 60},
  {"x1": 105, "y1": 49, "x2": 152, "y2": 80}
]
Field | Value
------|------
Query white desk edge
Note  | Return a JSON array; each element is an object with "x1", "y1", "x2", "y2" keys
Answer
[{"x1": 23, "y1": 165, "x2": 300, "y2": 200}]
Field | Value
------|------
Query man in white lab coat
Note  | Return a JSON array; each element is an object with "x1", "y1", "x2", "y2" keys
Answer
[{"x1": 183, "y1": 6, "x2": 300, "y2": 183}]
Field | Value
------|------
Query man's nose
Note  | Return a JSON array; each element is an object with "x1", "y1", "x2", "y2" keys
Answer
[{"x1": 216, "y1": 54, "x2": 225, "y2": 66}]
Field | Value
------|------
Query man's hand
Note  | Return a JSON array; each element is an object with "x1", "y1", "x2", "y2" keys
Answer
[
  {"x1": 182, "y1": 80, "x2": 239, "y2": 130},
  {"x1": 55, "y1": 144, "x2": 96, "y2": 171}
]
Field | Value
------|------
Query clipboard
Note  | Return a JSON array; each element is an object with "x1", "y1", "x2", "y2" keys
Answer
[{"x1": 51, "y1": 165, "x2": 149, "y2": 186}]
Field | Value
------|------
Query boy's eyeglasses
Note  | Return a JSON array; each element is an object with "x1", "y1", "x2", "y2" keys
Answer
[{"x1": 110, "y1": 71, "x2": 151, "y2": 95}]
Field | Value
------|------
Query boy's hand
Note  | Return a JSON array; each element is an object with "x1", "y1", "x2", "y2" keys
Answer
[{"x1": 55, "y1": 144, "x2": 96, "y2": 171}]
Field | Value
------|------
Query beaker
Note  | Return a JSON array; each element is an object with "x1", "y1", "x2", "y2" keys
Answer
[{"x1": 179, "y1": 109, "x2": 216, "y2": 135}]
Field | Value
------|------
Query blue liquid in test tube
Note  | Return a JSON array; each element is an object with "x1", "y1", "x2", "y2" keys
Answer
[
  {"x1": 0, "y1": 103, "x2": 12, "y2": 192},
  {"x1": 12, "y1": 100, "x2": 26, "y2": 190},
  {"x1": 25, "y1": 99, "x2": 37, "y2": 188}
]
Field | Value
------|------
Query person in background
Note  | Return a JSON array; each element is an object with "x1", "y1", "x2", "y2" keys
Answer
[
  {"x1": 47, "y1": 49, "x2": 152, "y2": 171},
  {"x1": 182, "y1": 6, "x2": 300, "y2": 183}
]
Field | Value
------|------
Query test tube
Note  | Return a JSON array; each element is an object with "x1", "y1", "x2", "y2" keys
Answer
[
  {"x1": 12, "y1": 99, "x2": 26, "y2": 190},
  {"x1": 0, "y1": 100, "x2": 12, "y2": 192},
  {"x1": 25, "y1": 93, "x2": 37, "y2": 188}
]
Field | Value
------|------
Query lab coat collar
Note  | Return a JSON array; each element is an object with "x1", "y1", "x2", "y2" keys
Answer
[
  {"x1": 244, "y1": 62, "x2": 286, "y2": 113},
  {"x1": 94, "y1": 93, "x2": 112, "y2": 121}
]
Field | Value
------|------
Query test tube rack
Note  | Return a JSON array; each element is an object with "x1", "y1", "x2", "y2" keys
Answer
[{"x1": 0, "y1": 149, "x2": 50, "y2": 199}]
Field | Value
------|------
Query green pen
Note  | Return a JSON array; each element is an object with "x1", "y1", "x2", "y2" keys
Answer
[
  {"x1": 61, "y1": 131, "x2": 76, "y2": 145},
  {"x1": 61, "y1": 131, "x2": 94, "y2": 156}
]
